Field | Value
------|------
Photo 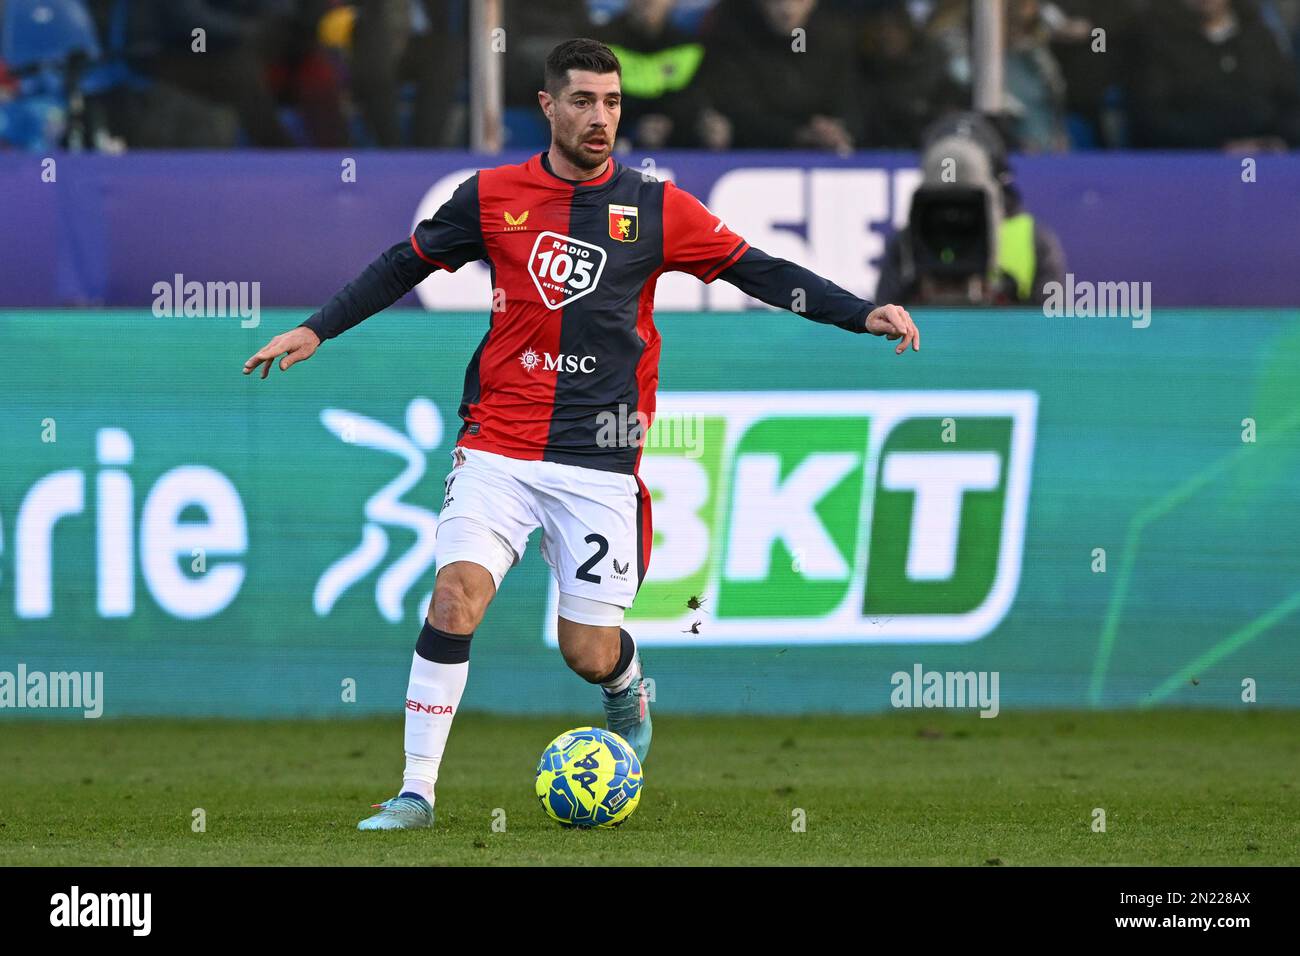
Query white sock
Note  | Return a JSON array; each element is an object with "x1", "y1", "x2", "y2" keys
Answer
[
  {"x1": 601, "y1": 639, "x2": 641, "y2": 695},
  {"x1": 401, "y1": 652, "x2": 468, "y2": 804}
]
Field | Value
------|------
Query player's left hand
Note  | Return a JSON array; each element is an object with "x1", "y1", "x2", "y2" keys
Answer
[
  {"x1": 243, "y1": 326, "x2": 320, "y2": 379},
  {"x1": 866, "y1": 304, "x2": 920, "y2": 354}
]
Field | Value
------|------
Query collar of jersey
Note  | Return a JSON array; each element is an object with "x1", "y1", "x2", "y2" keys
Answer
[{"x1": 533, "y1": 151, "x2": 617, "y2": 189}]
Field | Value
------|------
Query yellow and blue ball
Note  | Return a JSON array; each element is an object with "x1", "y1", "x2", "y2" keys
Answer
[{"x1": 535, "y1": 727, "x2": 643, "y2": 828}]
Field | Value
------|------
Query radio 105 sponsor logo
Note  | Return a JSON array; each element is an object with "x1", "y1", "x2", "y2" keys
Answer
[
  {"x1": 547, "y1": 391, "x2": 1037, "y2": 645},
  {"x1": 529, "y1": 232, "x2": 607, "y2": 310}
]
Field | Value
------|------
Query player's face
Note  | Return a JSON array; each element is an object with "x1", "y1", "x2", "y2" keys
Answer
[{"x1": 545, "y1": 70, "x2": 622, "y2": 170}]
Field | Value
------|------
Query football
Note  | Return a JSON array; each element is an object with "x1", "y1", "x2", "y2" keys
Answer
[{"x1": 535, "y1": 727, "x2": 643, "y2": 829}]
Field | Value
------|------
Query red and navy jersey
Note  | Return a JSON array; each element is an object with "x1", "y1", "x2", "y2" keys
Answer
[{"x1": 304, "y1": 152, "x2": 874, "y2": 475}]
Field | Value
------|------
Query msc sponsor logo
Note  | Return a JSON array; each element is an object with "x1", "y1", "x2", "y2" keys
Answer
[
  {"x1": 519, "y1": 348, "x2": 597, "y2": 374},
  {"x1": 545, "y1": 390, "x2": 1036, "y2": 646},
  {"x1": 528, "y1": 231, "x2": 607, "y2": 309}
]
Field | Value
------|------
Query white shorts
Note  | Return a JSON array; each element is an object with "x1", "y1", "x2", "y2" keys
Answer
[{"x1": 434, "y1": 447, "x2": 652, "y2": 625}]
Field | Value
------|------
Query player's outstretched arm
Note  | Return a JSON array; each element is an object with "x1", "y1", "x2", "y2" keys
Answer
[
  {"x1": 717, "y1": 246, "x2": 920, "y2": 355},
  {"x1": 240, "y1": 173, "x2": 486, "y2": 381},
  {"x1": 661, "y1": 183, "x2": 919, "y2": 355},
  {"x1": 240, "y1": 239, "x2": 435, "y2": 380}
]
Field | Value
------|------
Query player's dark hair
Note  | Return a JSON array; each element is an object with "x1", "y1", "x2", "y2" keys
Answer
[{"x1": 543, "y1": 38, "x2": 621, "y2": 94}]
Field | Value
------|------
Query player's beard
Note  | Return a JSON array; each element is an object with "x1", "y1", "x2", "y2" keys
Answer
[{"x1": 556, "y1": 126, "x2": 611, "y2": 172}]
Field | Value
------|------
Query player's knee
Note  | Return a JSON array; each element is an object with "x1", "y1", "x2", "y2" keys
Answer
[
  {"x1": 430, "y1": 567, "x2": 490, "y2": 633},
  {"x1": 430, "y1": 588, "x2": 477, "y2": 633}
]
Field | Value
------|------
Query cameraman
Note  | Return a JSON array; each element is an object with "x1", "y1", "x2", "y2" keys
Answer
[{"x1": 875, "y1": 113, "x2": 1066, "y2": 306}]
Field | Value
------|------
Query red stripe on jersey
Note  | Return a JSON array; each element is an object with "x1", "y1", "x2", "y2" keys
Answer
[
  {"x1": 632, "y1": 268, "x2": 663, "y2": 475},
  {"x1": 409, "y1": 234, "x2": 451, "y2": 271},
  {"x1": 662, "y1": 180, "x2": 747, "y2": 282},
  {"x1": 634, "y1": 474, "x2": 653, "y2": 587},
  {"x1": 456, "y1": 159, "x2": 573, "y2": 460}
]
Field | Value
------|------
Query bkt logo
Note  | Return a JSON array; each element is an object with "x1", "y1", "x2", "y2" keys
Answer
[
  {"x1": 519, "y1": 348, "x2": 596, "y2": 374},
  {"x1": 545, "y1": 391, "x2": 1036, "y2": 646}
]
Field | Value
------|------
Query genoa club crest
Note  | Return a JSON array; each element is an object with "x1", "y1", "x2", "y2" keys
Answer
[{"x1": 608, "y1": 204, "x2": 638, "y2": 243}]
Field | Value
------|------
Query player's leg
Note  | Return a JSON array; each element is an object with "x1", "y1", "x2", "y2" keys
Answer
[
  {"x1": 399, "y1": 560, "x2": 494, "y2": 795},
  {"x1": 537, "y1": 466, "x2": 653, "y2": 761},
  {"x1": 357, "y1": 554, "x2": 501, "y2": 831},
  {"x1": 556, "y1": 611, "x2": 651, "y2": 762},
  {"x1": 359, "y1": 450, "x2": 535, "y2": 831}
]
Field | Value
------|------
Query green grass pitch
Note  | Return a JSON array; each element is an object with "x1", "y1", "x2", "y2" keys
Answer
[{"x1": 1, "y1": 710, "x2": 1296, "y2": 866}]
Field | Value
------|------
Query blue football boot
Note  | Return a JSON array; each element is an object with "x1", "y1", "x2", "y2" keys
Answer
[
  {"x1": 602, "y1": 664, "x2": 652, "y2": 763},
  {"x1": 357, "y1": 793, "x2": 434, "y2": 831}
]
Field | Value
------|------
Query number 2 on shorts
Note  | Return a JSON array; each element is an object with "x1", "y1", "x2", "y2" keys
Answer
[{"x1": 576, "y1": 533, "x2": 609, "y2": 583}]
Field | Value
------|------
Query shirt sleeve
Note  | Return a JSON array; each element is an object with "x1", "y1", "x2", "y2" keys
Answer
[
  {"x1": 300, "y1": 174, "x2": 486, "y2": 342},
  {"x1": 299, "y1": 240, "x2": 434, "y2": 341},
  {"x1": 661, "y1": 180, "x2": 749, "y2": 282},
  {"x1": 718, "y1": 246, "x2": 874, "y2": 333},
  {"x1": 410, "y1": 174, "x2": 486, "y2": 272}
]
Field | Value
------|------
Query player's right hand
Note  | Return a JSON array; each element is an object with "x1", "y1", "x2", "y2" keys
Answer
[
  {"x1": 866, "y1": 304, "x2": 920, "y2": 354},
  {"x1": 243, "y1": 326, "x2": 320, "y2": 379}
]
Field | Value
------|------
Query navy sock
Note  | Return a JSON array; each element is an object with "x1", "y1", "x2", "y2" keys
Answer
[
  {"x1": 415, "y1": 621, "x2": 473, "y2": 664},
  {"x1": 595, "y1": 629, "x2": 637, "y2": 686}
]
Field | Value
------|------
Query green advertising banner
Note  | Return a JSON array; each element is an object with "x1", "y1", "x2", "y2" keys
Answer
[{"x1": 1, "y1": 309, "x2": 1298, "y2": 717}]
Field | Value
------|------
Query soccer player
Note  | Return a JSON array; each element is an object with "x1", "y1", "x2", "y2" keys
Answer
[{"x1": 243, "y1": 38, "x2": 920, "y2": 831}]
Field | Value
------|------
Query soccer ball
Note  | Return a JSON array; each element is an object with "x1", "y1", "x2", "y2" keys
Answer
[{"x1": 535, "y1": 727, "x2": 643, "y2": 828}]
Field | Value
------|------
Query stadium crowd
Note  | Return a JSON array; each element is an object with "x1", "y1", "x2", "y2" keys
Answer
[{"x1": 1, "y1": 0, "x2": 1298, "y2": 152}]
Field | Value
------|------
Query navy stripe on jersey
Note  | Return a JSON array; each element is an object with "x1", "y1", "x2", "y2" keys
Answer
[{"x1": 543, "y1": 164, "x2": 665, "y2": 473}]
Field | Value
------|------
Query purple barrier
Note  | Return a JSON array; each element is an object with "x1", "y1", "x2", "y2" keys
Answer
[{"x1": 1, "y1": 150, "x2": 1296, "y2": 307}]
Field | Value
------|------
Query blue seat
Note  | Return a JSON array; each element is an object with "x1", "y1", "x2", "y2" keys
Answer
[
  {"x1": 0, "y1": 92, "x2": 67, "y2": 150},
  {"x1": 0, "y1": 0, "x2": 111, "y2": 150},
  {"x1": 81, "y1": 0, "x2": 150, "y2": 95},
  {"x1": 1, "y1": 0, "x2": 101, "y2": 70}
]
